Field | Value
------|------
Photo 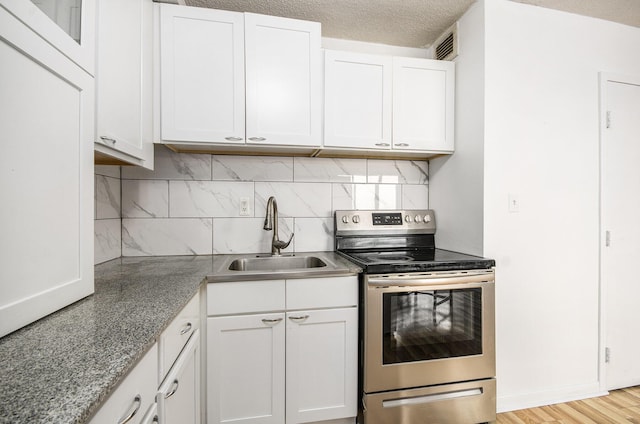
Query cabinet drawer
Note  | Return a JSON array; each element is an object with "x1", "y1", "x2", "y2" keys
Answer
[
  {"x1": 207, "y1": 280, "x2": 286, "y2": 315},
  {"x1": 159, "y1": 293, "x2": 200, "y2": 380},
  {"x1": 287, "y1": 276, "x2": 358, "y2": 310}
]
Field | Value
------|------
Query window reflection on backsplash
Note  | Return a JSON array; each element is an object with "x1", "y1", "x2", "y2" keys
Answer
[{"x1": 31, "y1": 0, "x2": 82, "y2": 43}]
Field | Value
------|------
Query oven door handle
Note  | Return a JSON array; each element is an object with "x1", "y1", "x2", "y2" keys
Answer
[
  {"x1": 382, "y1": 387, "x2": 483, "y2": 408},
  {"x1": 368, "y1": 271, "x2": 494, "y2": 288}
]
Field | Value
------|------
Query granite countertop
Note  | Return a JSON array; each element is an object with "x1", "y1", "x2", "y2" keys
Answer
[
  {"x1": 0, "y1": 252, "x2": 360, "y2": 424},
  {"x1": 0, "y1": 255, "x2": 212, "y2": 424}
]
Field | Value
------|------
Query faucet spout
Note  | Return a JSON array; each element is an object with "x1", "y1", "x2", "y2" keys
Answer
[{"x1": 263, "y1": 196, "x2": 294, "y2": 256}]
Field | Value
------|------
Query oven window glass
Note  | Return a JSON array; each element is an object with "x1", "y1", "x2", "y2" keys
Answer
[{"x1": 382, "y1": 288, "x2": 482, "y2": 363}]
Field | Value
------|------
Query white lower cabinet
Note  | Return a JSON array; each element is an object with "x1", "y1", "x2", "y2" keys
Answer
[
  {"x1": 207, "y1": 276, "x2": 358, "y2": 424},
  {"x1": 89, "y1": 291, "x2": 202, "y2": 424},
  {"x1": 158, "y1": 329, "x2": 201, "y2": 424},
  {"x1": 89, "y1": 344, "x2": 158, "y2": 424},
  {"x1": 285, "y1": 308, "x2": 358, "y2": 424},
  {"x1": 208, "y1": 313, "x2": 286, "y2": 424}
]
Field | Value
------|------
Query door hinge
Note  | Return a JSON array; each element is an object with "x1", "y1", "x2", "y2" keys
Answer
[
  {"x1": 606, "y1": 111, "x2": 611, "y2": 129},
  {"x1": 605, "y1": 230, "x2": 611, "y2": 247},
  {"x1": 605, "y1": 347, "x2": 611, "y2": 363}
]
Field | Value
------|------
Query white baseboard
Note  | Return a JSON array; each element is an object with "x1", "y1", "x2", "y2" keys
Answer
[{"x1": 497, "y1": 382, "x2": 607, "y2": 413}]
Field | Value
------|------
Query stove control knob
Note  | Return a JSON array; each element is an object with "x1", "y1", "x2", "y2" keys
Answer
[
  {"x1": 404, "y1": 215, "x2": 413, "y2": 223},
  {"x1": 424, "y1": 214, "x2": 432, "y2": 223},
  {"x1": 341, "y1": 216, "x2": 349, "y2": 224},
  {"x1": 415, "y1": 215, "x2": 423, "y2": 223},
  {"x1": 352, "y1": 215, "x2": 361, "y2": 224}
]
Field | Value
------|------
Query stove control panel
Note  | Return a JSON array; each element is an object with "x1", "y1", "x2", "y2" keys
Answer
[{"x1": 335, "y1": 209, "x2": 436, "y2": 234}]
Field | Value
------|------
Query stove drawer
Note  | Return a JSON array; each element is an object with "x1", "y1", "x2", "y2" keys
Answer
[{"x1": 363, "y1": 379, "x2": 496, "y2": 424}]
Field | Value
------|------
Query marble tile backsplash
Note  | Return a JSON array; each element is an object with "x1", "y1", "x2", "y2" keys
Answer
[
  {"x1": 94, "y1": 146, "x2": 429, "y2": 259},
  {"x1": 95, "y1": 165, "x2": 122, "y2": 264}
]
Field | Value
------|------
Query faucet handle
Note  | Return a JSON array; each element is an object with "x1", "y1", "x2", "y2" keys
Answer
[{"x1": 274, "y1": 233, "x2": 294, "y2": 250}]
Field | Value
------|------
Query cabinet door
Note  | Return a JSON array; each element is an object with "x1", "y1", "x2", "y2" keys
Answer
[
  {"x1": 245, "y1": 13, "x2": 321, "y2": 147},
  {"x1": 89, "y1": 344, "x2": 158, "y2": 424},
  {"x1": 392, "y1": 57, "x2": 454, "y2": 152},
  {"x1": 158, "y1": 330, "x2": 200, "y2": 424},
  {"x1": 0, "y1": 6, "x2": 94, "y2": 337},
  {"x1": 159, "y1": 4, "x2": 245, "y2": 144},
  {"x1": 0, "y1": 0, "x2": 96, "y2": 74},
  {"x1": 324, "y1": 50, "x2": 392, "y2": 150},
  {"x1": 95, "y1": 0, "x2": 154, "y2": 167},
  {"x1": 286, "y1": 308, "x2": 358, "y2": 423},
  {"x1": 207, "y1": 313, "x2": 285, "y2": 424}
]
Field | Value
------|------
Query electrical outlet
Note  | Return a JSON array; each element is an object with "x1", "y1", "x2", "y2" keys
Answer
[{"x1": 239, "y1": 197, "x2": 250, "y2": 216}]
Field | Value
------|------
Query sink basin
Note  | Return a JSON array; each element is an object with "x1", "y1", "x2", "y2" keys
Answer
[{"x1": 228, "y1": 255, "x2": 327, "y2": 272}]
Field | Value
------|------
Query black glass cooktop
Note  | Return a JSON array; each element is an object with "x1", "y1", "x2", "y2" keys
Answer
[{"x1": 338, "y1": 248, "x2": 495, "y2": 274}]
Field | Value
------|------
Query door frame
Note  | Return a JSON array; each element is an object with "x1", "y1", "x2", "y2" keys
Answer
[{"x1": 598, "y1": 71, "x2": 640, "y2": 392}]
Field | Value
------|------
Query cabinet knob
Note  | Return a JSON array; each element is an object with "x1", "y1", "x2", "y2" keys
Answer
[
  {"x1": 165, "y1": 379, "x2": 179, "y2": 399},
  {"x1": 262, "y1": 317, "x2": 283, "y2": 326},
  {"x1": 117, "y1": 395, "x2": 141, "y2": 424},
  {"x1": 179, "y1": 322, "x2": 192, "y2": 335},
  {"x1": 288, "y1": 315, "x2": 309, "y2": 323},
  {"x1": 100, "y1": 136, "x2": 117, "y2": 146}
]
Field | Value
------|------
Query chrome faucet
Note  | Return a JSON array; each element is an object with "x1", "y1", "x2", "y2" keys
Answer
[{"x1": 263, "y1": 196, "x2": 294, "y2": 256}]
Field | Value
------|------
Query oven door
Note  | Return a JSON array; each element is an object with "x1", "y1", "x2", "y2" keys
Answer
[{"x1": 364, "y1": 270, "x2": 495, "y2": 393}]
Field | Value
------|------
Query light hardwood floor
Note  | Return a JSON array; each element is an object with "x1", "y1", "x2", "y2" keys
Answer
[{"x1": 497, "y1": 386, "x2": 640, "y2": 423}]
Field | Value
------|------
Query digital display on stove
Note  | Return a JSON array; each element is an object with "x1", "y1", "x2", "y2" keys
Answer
[{"x1": 372, "y1": 212, "x2": 403, "y2": 225}]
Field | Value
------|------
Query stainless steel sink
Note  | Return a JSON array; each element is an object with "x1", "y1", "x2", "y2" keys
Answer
[{"x1": 228, "y1": 255, "x2": 327, "y2": 272}]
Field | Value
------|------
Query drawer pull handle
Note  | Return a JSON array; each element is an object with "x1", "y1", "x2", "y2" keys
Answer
[
  {"x1": 248, "y1": 137, "x2": 267, "y2": 142},
  {"x1": 179, "y1": 322, "x2": 192, "y2": 335},
  {"x1": 100, "y1": 136, "x2": 117, "y2": 145},
  {"x1": 288, "y1": 315, "x2": 309, "y2": 323},
  {"x1": 395, "y1": 143, "x2": 410, "y2": 147},
  {"x1": 374, "y1": 142, "x2": 390, "y2": 147},
  {"x1": 165, "y1": 379, "x2": 179, "y2": 399},
  {"x1": 261, "y1": 318, "x2": 283, "y2": 326},
  {"x1": 117, "y1": 394, "x2": 141, "y2": 424},
  {"x1": 225, "y1": 136, "x2": 243, "y2": 141}
]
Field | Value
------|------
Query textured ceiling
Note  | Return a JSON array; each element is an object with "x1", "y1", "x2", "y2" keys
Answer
[{"x1": 185, "y1": 0, "x2": 640, "y2": 48}]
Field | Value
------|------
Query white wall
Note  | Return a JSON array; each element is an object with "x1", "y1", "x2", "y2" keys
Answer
[
  {"x1": 429, "y1": 1, "x2": 485, "y2": 256},
  {"x1": 431, "y1": 0, "x2": 640, "y2": 412}
]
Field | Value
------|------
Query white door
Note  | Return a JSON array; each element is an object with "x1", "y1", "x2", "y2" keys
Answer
[
  {"x1": 286, "y1": 308, "x2": 358, "y2": 424},
  {"x1": 207, "y1": 313, "x2": 285, "y2": 424},
  {"x1": 392, "y1": 57, "x2": 454, "y2": 152},
  {"x1": 324, "y1": 50, "x2": 392, "y2": 150},
  {"x1": 245, "y1": 13, "x2": 321, "y2": 147},
  {"x1": 601, "y1": 73, "x2": 640, "y2": 390},
  {"x1": 159, "y1": 4, "x2": 245, "y2": 144}
]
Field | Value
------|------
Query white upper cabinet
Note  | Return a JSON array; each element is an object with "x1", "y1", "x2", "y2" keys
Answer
[
  {"x1": 158, "y1": 5, "x2": 321, "y2": 150},
  {"x1": 245, "y1": 13, "x2": 321, "y2": 147},
  {"x1": 324, "y1": 50, "x2": 393, "y2": 150},
  {"x1": 392, "y1": 57, "x2": 455, "y2": 152},
  {"x1": 0, "y1": 4, "x2": 94, "y2": 337},
  {"x1": 95, "y1": 0, "x2": 154, "y2": 168},
  {"x1": 1, "y1": 0, "x2": 96, "y2": 75},
  {"x1": 323, "y1": 51, "x2": 455, "y2": 156},
  {"x1": 159, "y1": 5, "x2": 245, "y2": 144}
]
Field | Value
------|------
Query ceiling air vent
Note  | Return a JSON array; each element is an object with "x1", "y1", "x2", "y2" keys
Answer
[{"x1": 434, "y1": 23, "x2": 458, "y2": 61}]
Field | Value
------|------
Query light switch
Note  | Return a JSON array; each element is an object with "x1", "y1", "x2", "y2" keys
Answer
[{"x1": 508, "y1": 194, "x2": 519, "y2": 213}]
